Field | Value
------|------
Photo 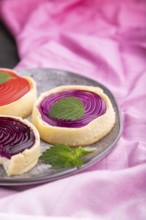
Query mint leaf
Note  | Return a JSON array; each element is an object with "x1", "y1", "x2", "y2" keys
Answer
[
  {"x1": 0, "y1": 72, "x2": 13, "y2": 85},
  {"x1": 39, "y1": 144, "x2": 95, "y2": 169},
  {"x1": 75, "y1": 147, "x2": 96, "y2": 157},
  {"x1": 48, "y1": 97, "x2": 84, "y2": 120}
]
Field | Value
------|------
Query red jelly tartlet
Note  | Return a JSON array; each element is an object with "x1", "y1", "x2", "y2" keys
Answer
[{"x1": 0, "y1": 68, "x2": 37, "y2": 118}]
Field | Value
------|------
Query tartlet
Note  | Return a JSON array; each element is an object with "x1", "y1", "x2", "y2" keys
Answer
[
  {"x1": 0, "y1": 116, "x2": 40, "y2": 176},
  {"x1": 0, "y1": 68, "x2": 37, "y2": 118},
  {"x1": 32, "y1": 85, "x2": 116, "y2": 146}
]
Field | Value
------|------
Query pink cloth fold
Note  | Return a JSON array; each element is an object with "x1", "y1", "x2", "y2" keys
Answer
[{"x1": 0, "y1": 0, "x2": 146, "y2": 219}]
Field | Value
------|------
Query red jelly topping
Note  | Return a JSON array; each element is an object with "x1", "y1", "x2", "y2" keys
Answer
[{"x1": 0, "y1": 70, "x2": 30, "y2": 106}]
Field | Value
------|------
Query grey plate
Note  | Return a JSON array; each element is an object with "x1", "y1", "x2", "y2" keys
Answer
[{"x1": 0, "y1": 68, "x2": 122, "y2": 186}]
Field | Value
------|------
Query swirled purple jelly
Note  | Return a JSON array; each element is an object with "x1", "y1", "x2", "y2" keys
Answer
[
  {"x1": 0, "y1": 117, "x2": 35, "y2": 159},
  {"x1": 39, "y1": 90, "x2": 106, "y2": 128}
]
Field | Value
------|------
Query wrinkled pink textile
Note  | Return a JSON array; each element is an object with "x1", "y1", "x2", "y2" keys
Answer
[{"x1": 0, "y1": 0, "x2": 146, "y2": 219}]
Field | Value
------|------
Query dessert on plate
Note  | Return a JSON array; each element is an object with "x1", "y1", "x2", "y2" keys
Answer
[
  {"x1": 0, "y1": 68, "x2": 37, "y2": 118},
  {"x1": 32, "y1": 85, "x2": 116, "y2": 146},
  {"x1": 0, "y1": 116, "x2": 40, "y2": 176}
]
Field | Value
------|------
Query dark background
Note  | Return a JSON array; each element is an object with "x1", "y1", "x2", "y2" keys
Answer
[{"x1": 0, "y1": 22, "x2": 19, "y2": 68}]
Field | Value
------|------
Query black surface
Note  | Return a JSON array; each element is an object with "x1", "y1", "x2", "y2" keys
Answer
[{"x1": 0, "y1": 22, "x2": 19, "y2": 68}]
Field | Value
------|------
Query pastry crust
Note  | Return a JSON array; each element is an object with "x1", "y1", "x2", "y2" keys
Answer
[
  {"x1": 0, "y1": 116, "x2": 40, "y2": 176},
  {"x1": 32, "y1": 85, "x2": 116, "y2": 146},
  {"x1": 0, "y1": 68, "x2": 37, "y2": 118}
]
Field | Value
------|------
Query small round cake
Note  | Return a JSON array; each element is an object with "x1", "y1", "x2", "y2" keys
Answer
[
  {"x1": 32, "y1": 85, "x2": 116, "y2": 146},
  {"x1": 0, "y1": 116, "x2": 40, "y2": 176},
  {"x1": 0, "y1": 68, "x2": 37, "y2": 118}
]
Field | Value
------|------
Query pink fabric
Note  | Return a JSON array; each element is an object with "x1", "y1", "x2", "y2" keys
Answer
[{"x1": 0, "y1": 0, "x2": 146, "y2": 219}]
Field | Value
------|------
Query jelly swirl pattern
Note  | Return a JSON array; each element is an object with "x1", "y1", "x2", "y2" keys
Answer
[
  {"x1": 39, "y1": 90, "x2": 107, "y2": 128},
  {"x1": 0, "y1": 117, "x2": 35, "y2": 159}
]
